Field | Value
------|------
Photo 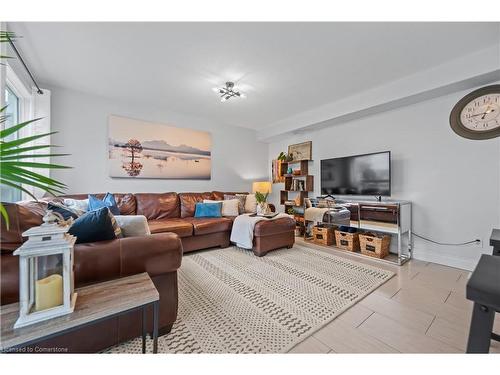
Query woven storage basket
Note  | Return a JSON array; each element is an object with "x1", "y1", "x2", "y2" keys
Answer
[
  {"x1": 359, "y1": 232, "x2": 391, "y2": 259},
  {"x1": 334, "y1": 230, "x2": 360, "y2": 252},
  {"x1": 312, "y1": 225, "x2": 335, "y2": 246}
]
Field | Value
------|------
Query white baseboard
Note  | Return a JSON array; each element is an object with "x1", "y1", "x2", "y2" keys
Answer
[{"x1": 412, "y1": 245, "x2": 481, "y2": 271}]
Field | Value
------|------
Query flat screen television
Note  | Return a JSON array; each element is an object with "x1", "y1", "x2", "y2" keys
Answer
[{"x1": 320, "y1": 151, "x2": 391, "y2": 197}]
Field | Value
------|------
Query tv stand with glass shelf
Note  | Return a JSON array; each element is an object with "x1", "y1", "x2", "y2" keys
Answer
[{"x1": 305, "y1": 198, "x2": 412, "y2": 265}]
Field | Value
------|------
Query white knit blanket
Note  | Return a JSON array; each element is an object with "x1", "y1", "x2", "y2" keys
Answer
[
  {"x1": 230, "y1": 213, "x2": 291, "y2": 249},
  {"x1": 304, "y1": 207, "x2": 329, "y2": 223}
]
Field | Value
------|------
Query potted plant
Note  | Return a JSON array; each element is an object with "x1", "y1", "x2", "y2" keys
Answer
[
  {"x1": 277, "y1": 151, "x2": 294, "y2": 162},
  {"x1": 277, "y1": 152, "x2": 287, "y2": 162},
  {"x1": 255, "y1": 191, "x2": 271, "y2": 215}
]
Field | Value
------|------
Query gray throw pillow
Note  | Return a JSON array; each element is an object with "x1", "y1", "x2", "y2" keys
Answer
[{"x1": 224, "y1": 194, "x2": 246, "y2": 215}]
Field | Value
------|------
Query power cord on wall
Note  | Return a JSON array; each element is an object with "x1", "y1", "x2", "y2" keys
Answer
[{"x1": 412, "y1": 232, "x2": 480, "y2": 246}]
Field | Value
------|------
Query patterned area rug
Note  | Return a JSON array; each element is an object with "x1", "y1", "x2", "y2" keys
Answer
[{"x1": 105, "y1": 243, "x2": 394, "y2": 353}]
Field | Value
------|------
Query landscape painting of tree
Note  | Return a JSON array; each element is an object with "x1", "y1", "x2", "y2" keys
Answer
[{"x1": 108, "y1": 115, "x2": 211, "y2": 179}]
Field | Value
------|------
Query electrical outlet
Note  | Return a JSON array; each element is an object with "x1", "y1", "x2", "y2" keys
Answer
[{"x1": 474, "y1": 239, "x2": 482, "y2": 247}]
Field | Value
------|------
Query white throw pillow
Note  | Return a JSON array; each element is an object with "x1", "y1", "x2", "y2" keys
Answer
[
  {"x1": 63, "y1": 198, "x2": 89, "y2": 213},
  {"x1": 244, "y1": 194, "x2": 257, "y2": 214},
  {"x1": 203, "y1": 199, "x2": 240, "y2": 217},
  {"x1": 114, "y1": 215, "x2": 151, "y2": 237}
]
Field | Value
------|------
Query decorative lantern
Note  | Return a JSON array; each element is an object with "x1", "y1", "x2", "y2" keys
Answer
[{"x1": 13, "y1": 211, "x2": 77, "y2": 328}]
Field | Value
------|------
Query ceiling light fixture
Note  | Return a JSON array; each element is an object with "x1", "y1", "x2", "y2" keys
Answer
[{"x1": 212, "y1": 81, "x2": 246, "y2": 102}]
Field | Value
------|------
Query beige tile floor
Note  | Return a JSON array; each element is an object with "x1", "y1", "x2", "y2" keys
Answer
[{"x1": 287, "y1": 239, "x2": 500, "y2": 354}]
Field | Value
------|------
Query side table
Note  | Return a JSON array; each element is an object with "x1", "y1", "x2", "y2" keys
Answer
[{"x1": 1, "y1": 272, "x2": 159, "y2": 354}]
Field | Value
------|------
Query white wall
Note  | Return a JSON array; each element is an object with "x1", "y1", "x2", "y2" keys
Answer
[
  {"x1": 267, "y1": 85, "x2": 500, "y2": 270},
  {"x1": 49, "y1": 86, "x2": 268, "y2": 194}
]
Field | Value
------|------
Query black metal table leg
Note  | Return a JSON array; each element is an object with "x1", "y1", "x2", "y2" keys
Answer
[
  {"x1": 141, "y1": 307, "x2": 146, "y2": 354},
  {"x1": 467, "y1": 303, "x2": 495, "y2": 353},
  {"x1": 489, "y1": 232, "x2": 500, "y2": 344},
  {"x1": 153, "y1": 301, "x2": 159, "y2": 354}
]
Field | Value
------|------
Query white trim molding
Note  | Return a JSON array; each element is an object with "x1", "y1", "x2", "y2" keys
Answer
[
  {"x1": 258, "y1": 46, "x2": 500, "y2": 142},
  {"x1": 6, "y1": 62, "x2": 51, "y2": 199}
]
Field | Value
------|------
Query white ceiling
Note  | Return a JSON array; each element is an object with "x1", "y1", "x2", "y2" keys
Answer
[{"x1": 8, "y1": 22, "x2": 500, "y2": 130}]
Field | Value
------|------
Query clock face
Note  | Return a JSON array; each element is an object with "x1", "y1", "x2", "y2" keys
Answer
[
  {"x1": 459, "y1": 93, "x2": 500, "y2": 132},
  {"x1": 450, "y1": 85, "x2": 500, "y2": 140}
]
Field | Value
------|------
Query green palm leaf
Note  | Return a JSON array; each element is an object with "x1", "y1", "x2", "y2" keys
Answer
[
  {"x1": 0, "y1": 118, "x2": 42, "y2": 138},
  {"x1": 2, "y1": 165, "x2": 67, "y2": 188},
  {"x1": 0, "y1": 31, "x2": 16, "y2": 42},
  {"x1": 1, "y1": 174, "x2": 65, "y2": 197},
  {"x1": 1, "y1": 144, "x2": 61, "y2": 156},
  {"x1": 0, "y1": 179, "x2": 39, "y2": 200},
  {"x1": 2, "y1": 168, "x2": 67, "y2": 191},
  {"x1": 1, "y1": 161, "x2": 71, "y2": 169},
  {"x1": 0, "y1": 203, "x2": 9, "y2": 228},
  {"x1": 1, "y1": 153, "x2": 69, "y2": 161},
  {"x1": 0, "y1": 131, "x2": 58, "y2": 150}
]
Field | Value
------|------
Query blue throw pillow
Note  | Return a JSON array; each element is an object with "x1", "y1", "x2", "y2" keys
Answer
[
  {"x1": 88, "y1": 193, "x2": 120, "y2": 215},
  {"x1": 194, "y1": 202, "x2": 222, "y2": 218},
  {"x1": 68, "y1": 207, "x2": 116, "y2": 244}
]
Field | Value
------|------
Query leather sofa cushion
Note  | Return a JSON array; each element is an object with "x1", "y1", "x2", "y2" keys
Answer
[
  {"x1": 182, "y1": 217, "x2": 232, "y2": 235},
  {"x1": 61, "y1": 193, "x2": 137, "y2": 215},
  {"x1": 148, "y1": 219, "x2": 193, "y2": 237},
  {"x1": 0, "y1": 252, "x2": 19, "y2": 304},
  {"x1": 135, "y1": 193, "x2": 179, "y2": 219},
  {"x1": 1, "y1": 201, "x2": 46, "y2": 253},
  {"x1": 114, "y1": 193, "x2": 137, "y2": 215},
  {"x1": 254, "y1": 217, "x2": 296, "y2": 236},
  {"x1": 179, "y1": 192, "x2": 214, "y2": 218},
  {"x1": 74, "y1": 233, "x2": 183, "y2": 286},
  {"x1": 212, "y1": 191, "x2": 248, "y2": 201}
]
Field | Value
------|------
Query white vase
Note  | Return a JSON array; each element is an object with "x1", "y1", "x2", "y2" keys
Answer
[{"x1": 257, "y1": 202, "x2": 270, "y2": 215}]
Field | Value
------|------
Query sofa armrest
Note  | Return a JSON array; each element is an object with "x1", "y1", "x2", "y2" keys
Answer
[
  {"x1": 74, "y1": 233, "x2": 182, "y2": 287},
  {"x1": 120, "y1": 232, "x2": 182, "y2": 276}
]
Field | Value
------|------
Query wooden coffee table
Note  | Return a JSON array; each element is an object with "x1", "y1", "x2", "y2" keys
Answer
[{"x1": 1, "y1": 272, "x2": 160, "y2": 353}]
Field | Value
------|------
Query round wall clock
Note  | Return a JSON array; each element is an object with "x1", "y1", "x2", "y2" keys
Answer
[{"x1": 449, "y1": 84, "x2": 500, "y2": 140}]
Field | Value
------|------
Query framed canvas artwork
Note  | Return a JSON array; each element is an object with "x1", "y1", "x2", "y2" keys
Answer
[
  {"x1": 288, "y1": 141, "x2": 312, "y2": 161},
  {"x1": 108, "y1": 115, "x2": 212, "y2": 179}
]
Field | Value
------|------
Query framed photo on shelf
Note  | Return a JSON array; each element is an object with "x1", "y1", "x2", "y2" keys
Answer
[{"x1": 288, "y1": 141, "x2": 312, "y2": 161}]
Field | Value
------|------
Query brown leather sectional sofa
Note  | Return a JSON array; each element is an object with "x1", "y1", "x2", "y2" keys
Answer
[
  {"x1": 62, "y1": 191, "x2": 238, "y2": 253},
  {"x1": 0, "y1": 191, "x2": 294, "y2": 353}
]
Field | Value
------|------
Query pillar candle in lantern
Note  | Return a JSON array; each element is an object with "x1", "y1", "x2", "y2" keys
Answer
[{"x1": 35, "y1": 274, "x2": 63, "y2": 311}]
